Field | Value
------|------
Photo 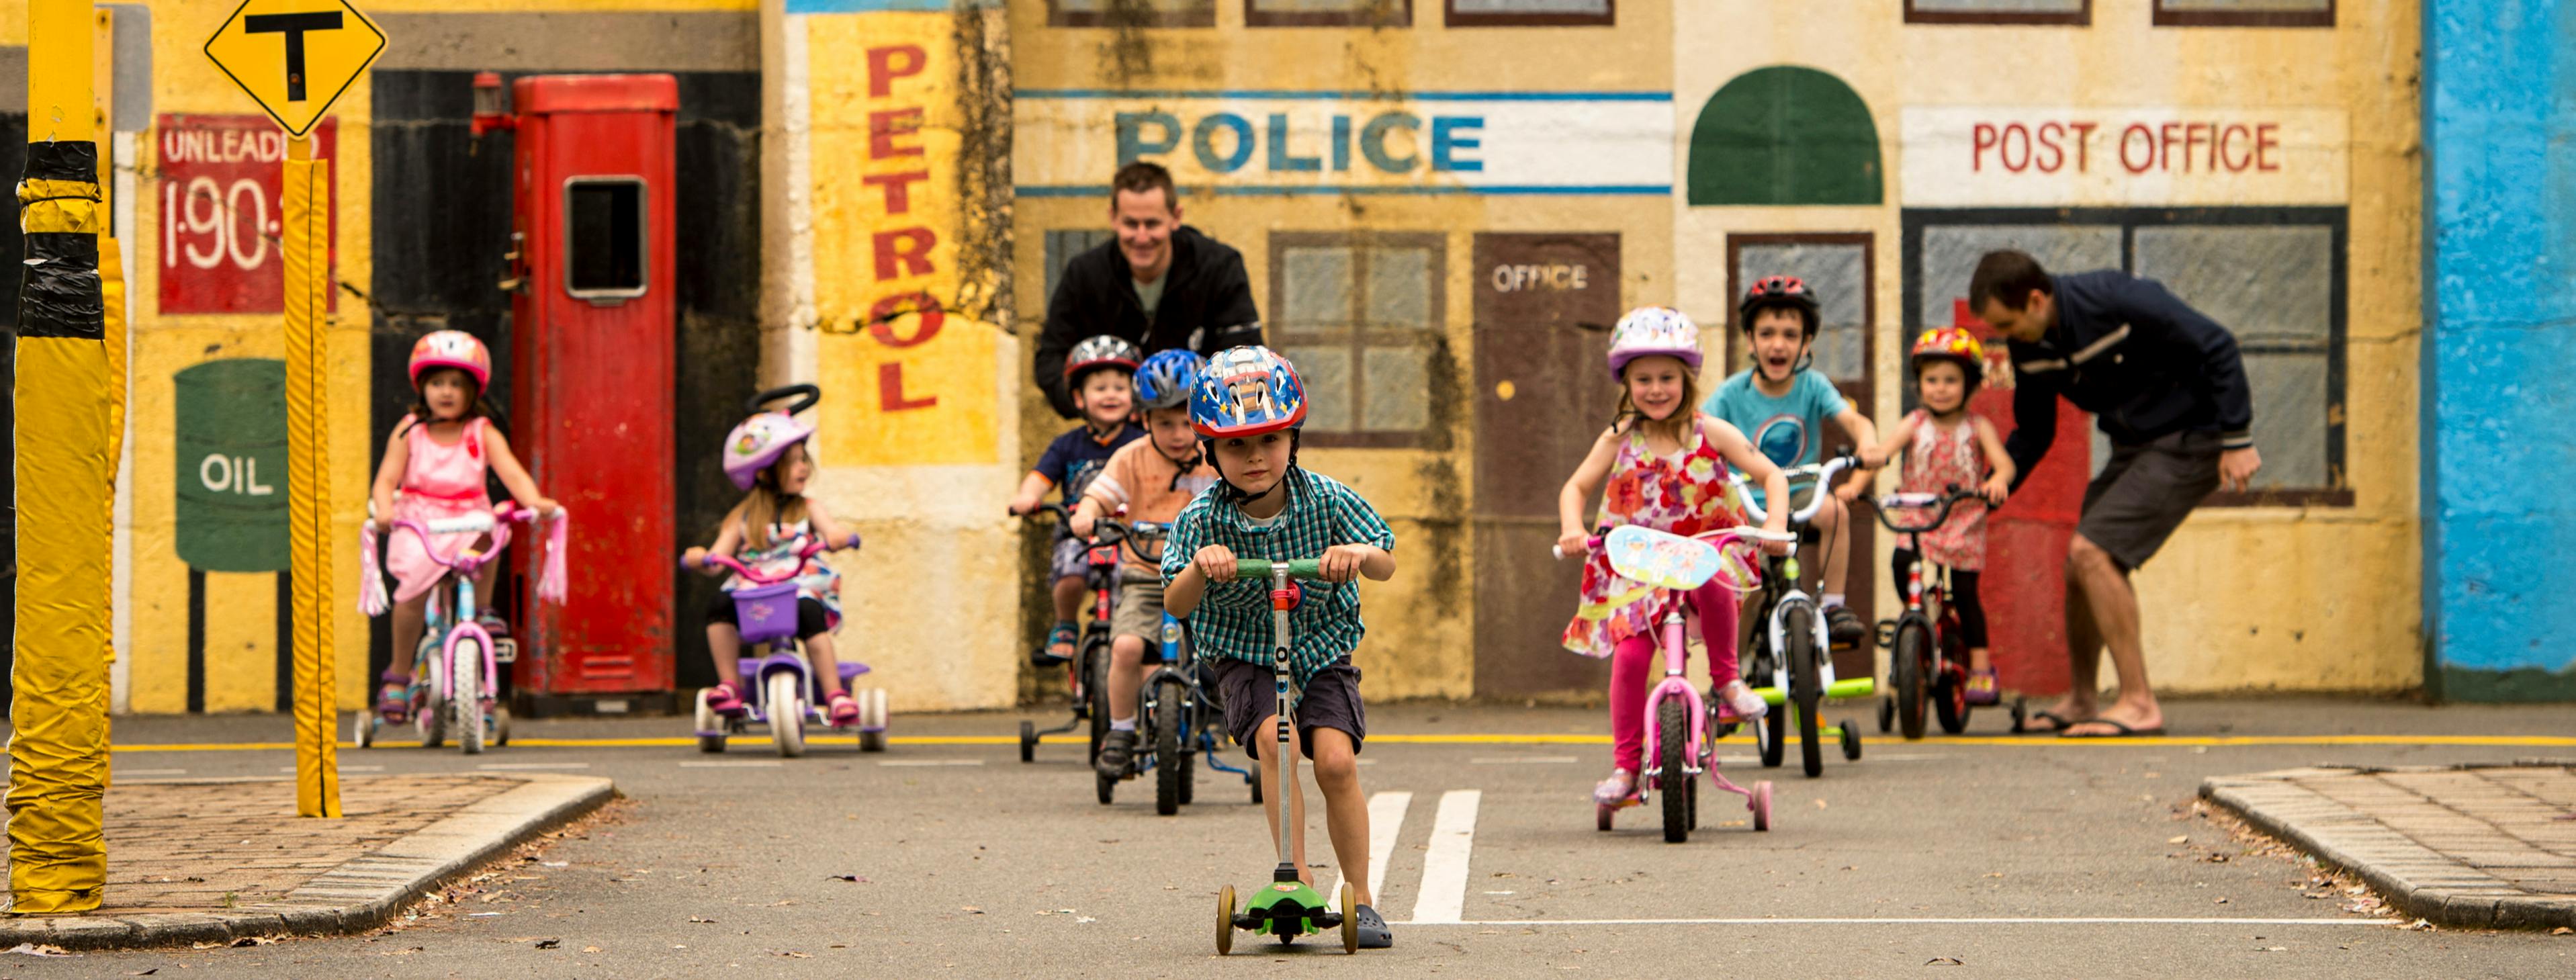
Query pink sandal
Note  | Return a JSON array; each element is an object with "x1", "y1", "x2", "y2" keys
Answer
[
  {"x1": 826, "y1": 692, "x2": 860, "y2": 727},
  {"x1": 705, "y1": 682, "x2": 746, "y2": 717},
  {"x1": 1716, "y1": 680, "x2": 1769, "y2": 721}
]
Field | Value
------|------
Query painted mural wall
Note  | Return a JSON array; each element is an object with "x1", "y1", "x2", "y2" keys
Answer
[{"x1": 2422, "y1": 0, "x2": 2576, "y2": 701}]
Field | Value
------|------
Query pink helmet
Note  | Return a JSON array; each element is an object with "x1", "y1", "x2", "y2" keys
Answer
[
  {"x1": 723, "y1": 411, "x2": 817, "y2": 490},
  {"x1": 408, "y1": 330, "x2": 492, "y2": 389},
  {"x1": 1605, "y1": 306, "x2": 1703, "y2": 380}
]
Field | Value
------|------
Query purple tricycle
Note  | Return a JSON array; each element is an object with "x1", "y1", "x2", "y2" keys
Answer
[
  {"x1": 1559, "y1": 523, "x2": 1794, "y2": 842},
  {"x1": 689, "y1": 538, "x2": 887, "y2": 756}
]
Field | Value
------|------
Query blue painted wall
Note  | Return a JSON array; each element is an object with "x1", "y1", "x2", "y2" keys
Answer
[{"x1": 2422, "y1": 0, "x2": 2576, "y2": 700}]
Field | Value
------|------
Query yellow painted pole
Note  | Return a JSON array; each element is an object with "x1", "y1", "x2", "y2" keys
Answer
[
  {"x1": 8, "y1": 0, "x2": 112, "y2": 913},
  {"x1": 94, "y1": 4, "x2": 126, "y2": 759},
  {"x1": 283, "y1": 133, "x2": 341, "y2": 818}
]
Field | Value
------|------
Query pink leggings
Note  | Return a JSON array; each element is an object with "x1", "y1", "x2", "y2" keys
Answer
[{"x1": 1609, "y1": 580, "x2": 1742, "y2": 774}]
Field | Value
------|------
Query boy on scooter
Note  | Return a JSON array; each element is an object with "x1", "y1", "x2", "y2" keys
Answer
[
  {"x1": 1164, "y1": 347, "x2": 1396, "y2": 949},
  {"x1": 1071, "y1": 349, "x2": 1220, "y2": 780}
]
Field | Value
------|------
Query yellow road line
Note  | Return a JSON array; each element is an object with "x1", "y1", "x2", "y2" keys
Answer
[{"x1": 103, "y1": 732, "x2": 2576, "y2": 753}]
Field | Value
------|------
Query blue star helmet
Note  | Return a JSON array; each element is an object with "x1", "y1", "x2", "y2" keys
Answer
[
  {"x1": 1190, "y1": 346, "x2": 1307, "y2": 438},
  {"x1": 1133, "y1": 348, "x2": 1208, "y2": 411}
]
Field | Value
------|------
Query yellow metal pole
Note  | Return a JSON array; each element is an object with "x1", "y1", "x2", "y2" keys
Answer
[
  {"x1": 282, "y1": 133, "x2": 341, "y2": 818},
  {"x1": 94, "y1": 2, "x2": 127, "y2": 753},
  {"x1": 8, "y1": 0, "x2": 112, "y2": 914}
]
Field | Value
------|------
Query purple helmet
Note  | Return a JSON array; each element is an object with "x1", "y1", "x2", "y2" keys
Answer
[{"x1": 722, "y1": 410, "x2": 816, "y2": 491}]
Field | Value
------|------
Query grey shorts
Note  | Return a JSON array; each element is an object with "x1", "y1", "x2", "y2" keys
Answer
[
  {"x1": 1111, "y1": 572, "x2": 1170, "y2": 659},
  {"x1": 1210, "y1": 657, "x2": 1366, "y2": 761},
  {"x1": 2079, "y1": 429, "x2": 2223, "y2": 571},
  {"x1": 1049, "y1": 529, "x2": 1090, "y2": 581}
]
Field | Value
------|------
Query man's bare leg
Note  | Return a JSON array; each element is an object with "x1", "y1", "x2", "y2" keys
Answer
[{"x1": 2061, "y1": 534, "x2": 2160, "y2": 736}]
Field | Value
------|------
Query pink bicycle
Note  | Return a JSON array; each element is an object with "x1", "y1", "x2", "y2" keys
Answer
[
  {"x1": 355, "y1": 501, "x2": 567, "y2": 754},
  {"x1": 1559, "y1": 523, "x2": 1794, "y2": 842}
]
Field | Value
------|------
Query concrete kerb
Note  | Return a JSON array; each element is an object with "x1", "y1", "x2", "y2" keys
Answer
[
  {"x1": 2202, "y1": 764, "x2": 2576, "y2": 932},
  {"x1": 0, "y1": 773, "x2": 614, "y2": 951}
]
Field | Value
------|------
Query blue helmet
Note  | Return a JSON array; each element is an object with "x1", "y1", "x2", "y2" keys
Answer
[
  {"x1": 1133, "y1": 349, "x2": 1207, "y2": 410},
  {"x1": 1190, "y1": 346, "x2": 1306, "y2": 439}
]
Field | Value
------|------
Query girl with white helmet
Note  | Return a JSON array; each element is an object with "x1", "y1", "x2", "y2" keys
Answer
[
  {"x1": 367, "y1": 330, "x2": 560, "y2": 724},
  {"x1": 682, "y1": 386, "x2": 864, "y2": 724},
  {"x1": 1554, "y1": 307, "x2": 1792, "y2": 811}
]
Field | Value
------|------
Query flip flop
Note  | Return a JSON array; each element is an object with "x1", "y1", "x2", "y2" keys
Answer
[
  {"x1": 2059, "y1": 717, "x2": 2164, "y2": 739},
  {"x1": 2022, "y1": 709, "x2": 2082, "y2": 734}
]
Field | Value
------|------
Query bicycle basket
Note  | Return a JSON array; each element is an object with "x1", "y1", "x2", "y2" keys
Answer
[{"x1": 730, "y1": 582, "x2": 801, "y2": 644}]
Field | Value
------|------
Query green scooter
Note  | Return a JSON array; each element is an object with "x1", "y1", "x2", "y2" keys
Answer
[{"x1": 1214, "y1": 558, "x2": 1357, "y2": 956}]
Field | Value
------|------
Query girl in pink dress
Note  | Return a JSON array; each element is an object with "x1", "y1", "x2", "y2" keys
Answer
[
  {"x1": 1556, "y1": 307, "x2": 1793, "y2": 809},
  {"x1": 367, "y1": 331, "x2": 558, "y2": 723},
  {"x1": 1861, "y1": 327, "x2": 2017, "y2": 705}
]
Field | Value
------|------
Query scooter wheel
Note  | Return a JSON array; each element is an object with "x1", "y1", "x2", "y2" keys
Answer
[
  {"x1": 493, "y1": 704, "x2": 513, "y2": 748},
  {"x1": 1751, "y1": 781, "x2": 1773, "y2": 832},
  {"x1": 1878, "y1": 697, "x2": 1895, "y2": 733},
  {"x1": 1597, "y1": 803, "x2": 1615, "y2": 832},
  {"x1": 1018, "y1": 720, "x2": 1037, "y2": 763},
  {"x1": 1215, "y1": 884, "x2": 1237, "y2": 956},
  {"x1": 351, "y1": 711, "x2": 375, "y2": 749},
  {"x1": 1339, "y1": 882, "x2": 1359, "y2": 954},
  {"x1": 1840, "y1": 721, "x2": 1862, "y2": 761}
]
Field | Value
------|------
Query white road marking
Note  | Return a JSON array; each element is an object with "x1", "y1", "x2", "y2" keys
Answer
[
  {"x1": 476, "y1": 762, "x2": 591, "y2": 771},
  {"x1": 1409, "y1": 789, "x2": 1481, "y2": 924},
  {"x1": 678, "y1": 760, "x2": 783, "y2": 768},
  {"x1": 1470, "y1": 756, "x2": 1579, "y2": 764},
  {"x1": 1391, "y1": 917, "x2": 2391, "y2": 927},
  {"x1": 1325, "y1": 791, "x2": 1411, "y2": 914},
  {"x1": 274, "y1": 765, "x2": 383, "y2": 773},
  {"x1": 116, "y1": 768, "x2": 187, "y2": 776},
  {"x1": 881, "y1": 759, "x2": 985, "y2": 767}
]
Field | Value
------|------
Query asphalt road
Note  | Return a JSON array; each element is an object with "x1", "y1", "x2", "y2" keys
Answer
[{"x1": 20, "y1": 697, "x2": 2576, "y2": 978}]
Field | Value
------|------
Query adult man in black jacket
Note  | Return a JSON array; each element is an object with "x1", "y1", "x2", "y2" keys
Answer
[
  {"x1": 1033, "y1": 162, "x2": 1261, "y2": 418},
  {"x1": 1970, "y1": 250, "x2": 2263, "y2": 739}
]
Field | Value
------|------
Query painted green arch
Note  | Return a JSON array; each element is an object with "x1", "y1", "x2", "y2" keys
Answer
[{"x1": 1687, "y1": 65, "x2": 1882, "y2": 206}]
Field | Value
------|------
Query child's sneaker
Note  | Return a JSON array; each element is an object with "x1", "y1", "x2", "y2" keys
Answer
[
  {"x1": 1096, "y1": 729, "x2": 1137, "y2": 778},
  {"x1": 705, "y1": 682, "x2": 747, "y2": 717},
  {"x1": 1965, "y1": 668, "x2": 2000, "y2": 707},
  {"x1": 476, "y1": 607, "x2": 510, "y2": 638},
  {"x1": 826, "y1": 692, "x2": 860, "y2": 727},
  {"x1": 375, "y1": 672, "x2": 412, "y2": 723},
  {"x1": 1716, "y1": 680, "x2": 1769, "y2": 721},
  {"x1": 1350, "y1": 904, "x2": 1392, "y2": 949},
  {"x1": 1591, "y1": 768, "x2": 1640, "y2": 807},
  {"x1": 1826, "y1": 605, "x2": 1867, "y2": 650}
]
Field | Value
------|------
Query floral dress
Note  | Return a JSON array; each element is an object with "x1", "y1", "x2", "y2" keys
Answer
[
  {"x1": 1560, "y1": 414, "x2": 1754, "y2": 658},
  {"x1": 1898, "y1": 409, "x2": 1988, "y2": 571},
  {"x1": 722, "y1": 517, "x2": 846, "y2": 633}
]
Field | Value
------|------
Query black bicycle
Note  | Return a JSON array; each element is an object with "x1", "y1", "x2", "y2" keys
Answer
[
  {"x1": 1864, "y1": 486, "x2": 1987, "y2": 740},
  {"x1": 1728, "y1": 451, "x2": 1872, "y2": 777}
]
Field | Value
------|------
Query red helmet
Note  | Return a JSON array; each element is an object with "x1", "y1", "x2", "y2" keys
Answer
[
  {"x1": 408, "y1": 330, "x2": 492, "y2": 389},
  {"x1": 1738, "y1": 275, "x2": 1820, "y2": 336}
]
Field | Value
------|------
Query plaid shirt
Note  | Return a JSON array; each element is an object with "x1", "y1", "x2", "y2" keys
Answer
[{"x1": 1161, "y1": 467, "x2": 1395, "y2": 686}]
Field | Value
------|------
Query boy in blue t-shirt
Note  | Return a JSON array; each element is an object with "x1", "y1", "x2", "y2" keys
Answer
[
  {"x1": 1009, "y1": 336, "x2": 1144, "y2": 665},
  {"x1": 1701, "y1": 275, "x2": 1883, "y2": 649}
]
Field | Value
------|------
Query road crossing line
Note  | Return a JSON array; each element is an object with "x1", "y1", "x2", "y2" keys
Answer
[
  {"x1": 475, "y1": 762, "x2": 591, "y2": 770},
  {"x1": 1326, "y1": 791, "x2": 1411, "y2": 914},
  {"x1": 1390, "y1": 916, "x2": 2392, "y2": 927},
  {"x1": 1409, "y1": 789, "x2": 1482, "y2": 924}
]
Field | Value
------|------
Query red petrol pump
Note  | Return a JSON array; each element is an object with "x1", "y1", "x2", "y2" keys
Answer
[
  {"x1": 1951, "y1": 299, "x2": 2089, "y2": 698},
  {"x1": 478, "y1": 73, "x2": 680, "y2": 711}
]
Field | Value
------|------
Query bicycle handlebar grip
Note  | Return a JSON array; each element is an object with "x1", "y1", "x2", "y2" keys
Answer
[{"x1": 1233, "y1": 558, "x2": 1324, "y2": 581}]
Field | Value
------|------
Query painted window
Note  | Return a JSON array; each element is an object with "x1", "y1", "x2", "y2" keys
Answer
[
  {"x1": 1688, "y1": 66, "x2": 1882, "y2": 206},
  {"x1": 1905, "y1": 0, "x2": 2090, "y2": 26},
  {"x1": 1725, "y1": 234, "x2": 1874, "y2": 392},
  {"x1": 1048, "y1": 0, "x2": 1216, "y2": 28},
  {"x1": 1901, "y1": 208, "x2": 2349, "y2": 506},
  {"x1": 2154, "y1": 0, "x2": 2332, "y2": 28},
  {"x1": 1043, "y1": 229, "x2": 1114, "y2": 304},
  {"x1": 1270, "y1": 231, "x2": 1446, "y2": 448},
  {"x1": 1246, "y1": 0, "x2": 1413, "y2": 28},
  {"x1": 1446, "y1": 0, "x2": 1611, "y2": 28}
]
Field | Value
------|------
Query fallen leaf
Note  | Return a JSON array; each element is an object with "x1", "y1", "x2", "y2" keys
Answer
[
  {"x1": 689, "y1": 917, "x2": 717, "y2": 924},
  {"x1": 126, "y1": 971, "x2": 159, "y2": 976},
  {"x1": 1076, "y1": 916, "x2": 1098, "y2": 924},
  {"x1": 962, "y1": 906, "x2": 985, "y2": 914},
  {"x1": 1927, "y1": 956, "x2": 1964, "y2": 966},
  {"x1": 2215, "y1": 897, "x2": 2230, "y2": 905},
  {"x1": 2550, "y1": 926, "x2": 2572, "y2": 936},
  {"x1": 534, "y1": 939, "x2": 562, "y2": 950},
  {"x1": 2264, "y1": 946, "x2": 2287, "y2": 952},
  {"x1": 2168, "y1": 836, "x2": 2189, "y2": 844},
  {"x1": 583, "y1": 946, "x2": 603, "y2": 953},
  {"x1": 829, "y1": 875, "x2": 867, "y2": 883},
  {"x1": 1813, "y1": 799, "x2": 1828, "y2": 809},
  {"x1": 2402, "y1": 919, "x2": 2433, "y2": 932},
  {"x1": 777, "y1": 951, "x2": 813, "y2": 959}
]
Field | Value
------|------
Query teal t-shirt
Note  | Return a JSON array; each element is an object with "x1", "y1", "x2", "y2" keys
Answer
[{"x1": 1701, "y1": 368, "x2": 1850, "y2": 506}]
